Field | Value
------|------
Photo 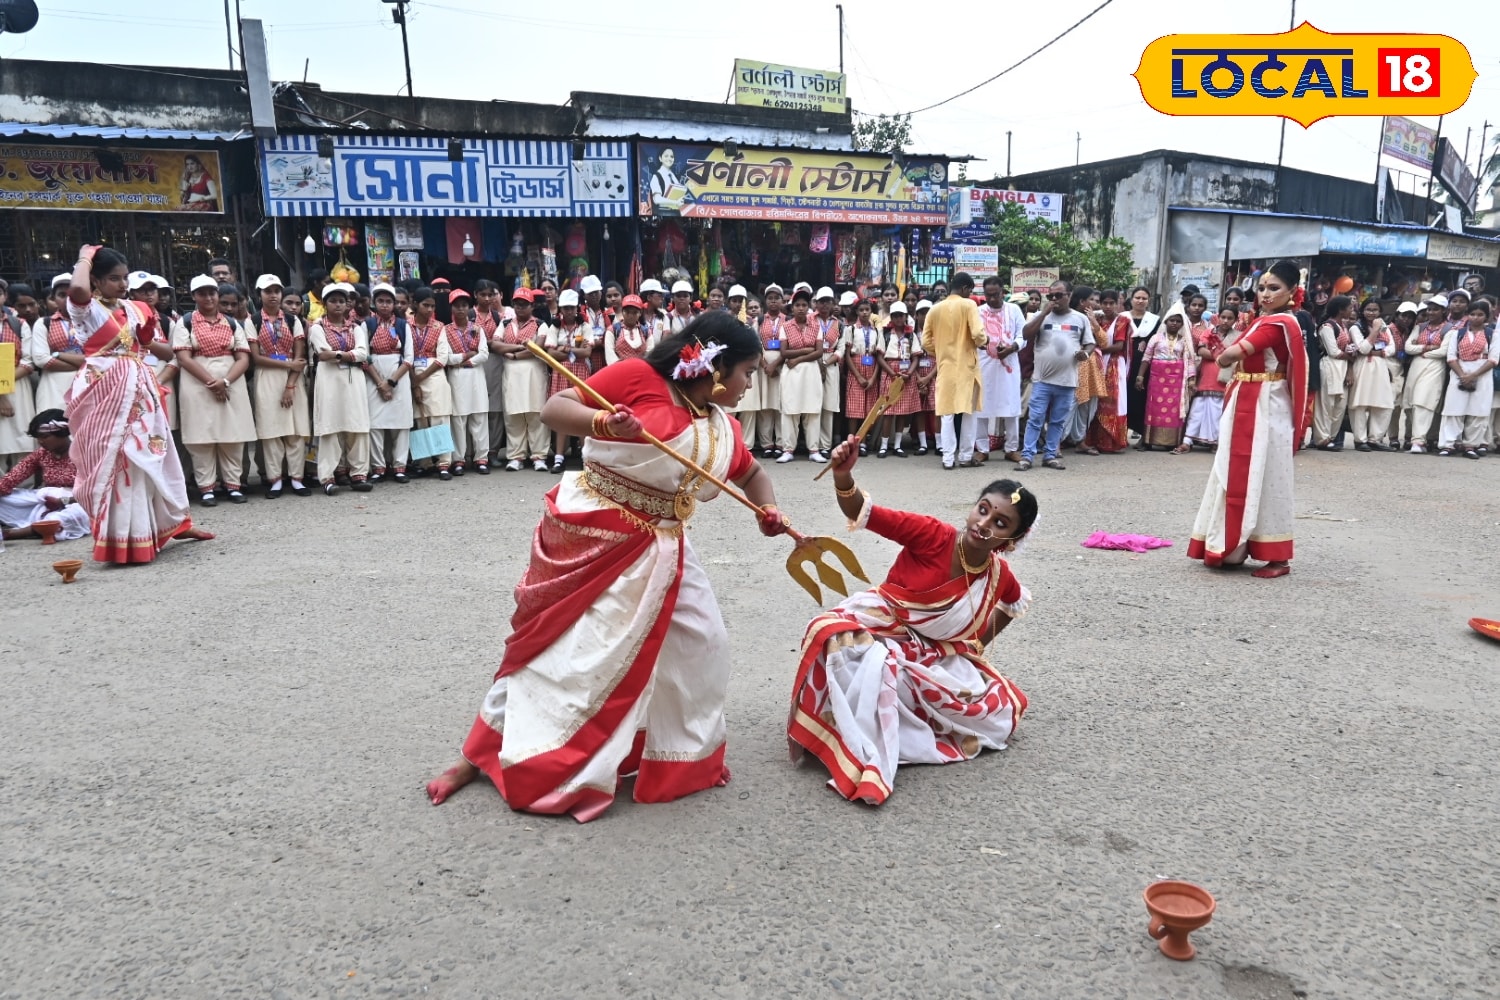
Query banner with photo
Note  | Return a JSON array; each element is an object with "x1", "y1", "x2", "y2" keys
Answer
[
  {"x1": 0, "y1": 144, "x2": 223, "y2": 213},
  {"x1": 637, "y1": 142, "x2": 947, "y2": 225}
]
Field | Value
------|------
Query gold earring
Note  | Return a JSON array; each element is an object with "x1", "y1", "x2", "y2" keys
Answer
[{"x1": 711, "y1": 370, "x2": 727, "y2": 397}]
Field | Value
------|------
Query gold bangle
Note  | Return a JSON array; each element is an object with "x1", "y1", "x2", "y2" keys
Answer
[{"x1": 835, "y1": 482, "x2": 860, "y2": 498}]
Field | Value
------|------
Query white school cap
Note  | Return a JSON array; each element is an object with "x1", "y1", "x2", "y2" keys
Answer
[
  {"x1": 839, "y1": 290, "x2": 857, "y2": 307},
  {"x1": 728, "y1": 284, "x2": 747, "y2": 299},
  {"x1": 557, "y1": 289, "x2": 580, "y2": 307},
  {"x1": 814, "y1": 286, "x2": 835, "y2": 301},
  {"x1": 1422, "y1": 294, "x2": 1447, "y2": 308},
  {"x1": 52, "y1": 272, "x2": 73, "y2": 288},
  {"x1": 150, "y1": 275, "x2": 170, "y2": 290},
  {"x1": 189, "y1": 274, "x2": 219, "y2": 293},
  {"x1": 369, "y1": 282, "x2": 397, "y2": 298},
  {"x1": 254, "y1": 273, "x2": 285, "y2": 291},
  {"x1": 322, "y1": 281, "x2": 355, "y2": 298},
  {"x1": 1395, "y1": 301, "x2": 1420, "y2": 315},
  {"x1": 127, "y1": 270, "x2": 156, "y2": 291},
  {"x1": 639, "y1": 278, "x2": 664, "y2": 295},
  {"x1": 916, "y1": 299, "x2": 933, "y2": 312},
  {"x1": 579, "y1": 275, "x2": 602, "y2": 294},
  {"x1": 889, "y1": 302, "x2": 909, "y2": 315},
  {"x1": 671, "y1": 280, "x2": 694, "y2": 295}
]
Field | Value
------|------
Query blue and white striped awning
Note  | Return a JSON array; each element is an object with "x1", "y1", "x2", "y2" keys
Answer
[
  {"x1": 0, "y1": 122, "x2": 247, "y2": 143},
  {"x1": 260, "y1": 134, "x2": 634, "y2": 218}
]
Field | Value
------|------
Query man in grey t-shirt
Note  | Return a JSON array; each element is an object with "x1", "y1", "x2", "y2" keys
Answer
[{"x1": 1017, "y1": 280, "x2": 1093, "y2": 469}]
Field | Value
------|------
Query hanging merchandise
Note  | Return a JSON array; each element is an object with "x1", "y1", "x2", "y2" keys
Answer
[
  {"x1": 709, "y1": 226, "x2": 724, "y2": 280},
  {"x1": 809, "y1": 223, "x2": 831, "y2": 254},
  {"x1": 398, "y1": 250, "x2": 421, "y2": 283},
  {"x1": 504, "y1": 232, "x2": 527, "y2": 276},
  {"x1": 364, "y1": 222, "x2": 395, "y2": 285},
  {"x1": 567, "y1": 256, "x2": 590, "y2": 290},
  {"x1": 658, "y1": 220, "x2": 685, "y2": 272},
  {"x1": 895, "y1": 239, "x2": 908, "y2": 300},
  {"x1": 541, "y1": 246, "x2": 558, "y2": 284},
  {"x1": 564, "y1": 222, "x2": 588, "y2": 259},
  {"x1": 322, "y1": 220, "x2": 359, "y2": 247},
  {"x1": 868, "y1": 243, "x2": 888, "y2": 285},
  {"x1": 750, "y1": 247, "x2": 760, "y2": 276},
  {"x1": 391, "y1": 218, "x2": 425, "y2": 250},
  {"x1": 779, "y1": 223, "x2": 802, "y2": 246},
  {"x1": 330, "y1": 250, "x2": 361, "y2": 285},
  {"x1": 834, "y1": 231, "x2": 856, "y2": 284},
  {"x1": 697, "y1": 241, "x2": 709, "y2": 299}
]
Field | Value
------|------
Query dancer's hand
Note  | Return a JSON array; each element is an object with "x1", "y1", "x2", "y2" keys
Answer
[
  {"x1": 603, "y1": 404, "x2": 641, "y2": 438},
  {"x1": 758, "y1": 505, "x2": 790, "y2": 537},
  {"x1": 829, "y1": 434, "x2": 859, "y2": 474}
]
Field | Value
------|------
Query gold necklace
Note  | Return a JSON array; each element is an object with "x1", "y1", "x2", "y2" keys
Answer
[
  {"x1": 956, "y1": 536, "x2": 989, "y2": 575},
  {"x1": 673, "y1": 384, "x2": 709, "y2": 418}
]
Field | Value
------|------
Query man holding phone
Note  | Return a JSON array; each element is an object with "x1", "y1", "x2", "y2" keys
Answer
[{"x1": 1017, "y1": 280, "x2": 1093, "y2": 471}]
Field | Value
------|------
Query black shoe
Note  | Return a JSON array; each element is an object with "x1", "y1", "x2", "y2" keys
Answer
[
  {"x1": 393, "y1": 471, "x2": 409, "y2": 483},
  {"x1": 437, "y1": 469, "x2": 452, "y2": 481},
  {"x1": 368, "y1": 473, "x2": 385, "y2": 483},
  {"x1": 351, "y1": 479, "x2": 373, "y2": 492},
  {"x1": 291, "y1": 484, "x2": 312, "y2": 497},
  {"x1": 227, "y1": 490, "x2": 248, "y2": 504},
  {"x1": 199, "y1": 492, "x2": 217, "y2": 508},
  {"x1": 323, "y1": 483, "x2": 338, "y2": 496},
  {"x1": 265, "y1": 484, "x2": 283, "y2": 499},
  {"x1": 551, "y1": 458, "x2": 566, "y2": 475},
  {"x1": 475, "y1": 463, "x2": 490, "y2": 475},
  {"x1": 1355, "y1": 442, "x2": 1371, "y2": 452},
  {"x1": 915, "y1": 446, "x2": 930, "y2": 456},
  {"x1": 451, "y1": 463, "x2": 466, "y2": 477}
]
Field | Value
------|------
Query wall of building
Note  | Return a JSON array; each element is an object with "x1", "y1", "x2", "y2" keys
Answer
[{"x1": 0, "y1": 60, "x2": 248, "y2": 131}]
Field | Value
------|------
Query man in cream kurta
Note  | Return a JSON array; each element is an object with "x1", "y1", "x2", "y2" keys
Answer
[
  {"x1": 307, "y1": 283, "x2": 372, "y2": 493},
  {"x1": 920, "y1": 272, "x2": 987, "y2": 469}
]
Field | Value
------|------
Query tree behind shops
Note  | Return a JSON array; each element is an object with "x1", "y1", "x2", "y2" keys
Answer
[{"x1": 983, "y1": 200, "x2": 1136, "y2": 291}]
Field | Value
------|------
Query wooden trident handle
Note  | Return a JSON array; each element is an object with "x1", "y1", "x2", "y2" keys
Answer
[{"x1": 523, "y1": 341, "x2": 783, "y2": 526}]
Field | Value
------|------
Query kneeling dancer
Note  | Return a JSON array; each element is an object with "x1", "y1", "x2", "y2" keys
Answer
[{"x1": 789, "y1": 434, "x2": 1035, "y2": 805}]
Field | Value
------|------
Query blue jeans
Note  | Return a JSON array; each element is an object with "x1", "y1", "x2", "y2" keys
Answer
[{"x1": 1022, "y1": 381, "x2": 1076, "y2": 461}]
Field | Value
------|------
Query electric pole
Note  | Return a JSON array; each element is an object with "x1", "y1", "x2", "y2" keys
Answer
[
  {"x1": 383, "y1": 0, "x2": 415, "y2": 99},
  {"x1": 836, "y1": 5, "x2": 844, "y2": 75}
]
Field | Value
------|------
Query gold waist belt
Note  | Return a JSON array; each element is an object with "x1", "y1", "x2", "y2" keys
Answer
[
  {"x1": 583, "y1": 462, "x2": 694, "y2": 521},
  {"x1": 1234, "y1": 372, "x2": 1286, "y2": 382}
]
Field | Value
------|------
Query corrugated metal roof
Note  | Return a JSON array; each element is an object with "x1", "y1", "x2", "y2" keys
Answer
[
  {"x1": 0, "y1": 122, "x2": 247, "y2": 142},
  {"x1": 1169, "y1": 205, "x2": 1500, "y2": 242}
]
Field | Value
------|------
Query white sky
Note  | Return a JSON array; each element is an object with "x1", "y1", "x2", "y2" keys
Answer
[{"x1": 5, "y1": 0, "x2": 1498, "y2": 189}]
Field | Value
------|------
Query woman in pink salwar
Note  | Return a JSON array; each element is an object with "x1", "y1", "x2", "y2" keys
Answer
[
  {"x1": 64, "y1": 246, "x2": 213, "y2": 563},
  {"x1": 789, "y1": 435, "x2": 1036, "y2": 805}
]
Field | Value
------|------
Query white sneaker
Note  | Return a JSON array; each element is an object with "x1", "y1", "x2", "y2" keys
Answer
[
  {"x1": 532, "y1": 459, "x2": 549, "y2": 472},
  {"x1": 505, "y1": 459, "x2": 523, "y2": 472},
  {"x1": 1408, "y1": 443, "x2": 1424, "y2": 454},
  {"x1": 808, "y1": 451, "x2": 828, "y2": 463},
  {"x1": 775, "y1": 451, "x2": 795, "y2": 463}
]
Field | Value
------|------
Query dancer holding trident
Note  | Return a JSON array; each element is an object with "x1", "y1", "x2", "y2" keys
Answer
[{"x1": 427, "y1": 312, "x2": 791, "y2": 822}]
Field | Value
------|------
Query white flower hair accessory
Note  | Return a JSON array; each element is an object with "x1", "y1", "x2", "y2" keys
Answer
[{"x1": 670, "y1": 338, "x2": 727, "y2": 381}]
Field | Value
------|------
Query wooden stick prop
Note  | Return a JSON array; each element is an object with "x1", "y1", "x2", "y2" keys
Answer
[
  {"x1": 524, "y1": 341, "x2": 868, "y2": 603},
  {"x1": 812, "y1": 374, "x2": 906, "y2": 481}
]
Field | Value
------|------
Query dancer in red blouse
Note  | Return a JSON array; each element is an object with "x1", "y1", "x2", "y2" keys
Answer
[{"x1": 789, "y1": 435, "x2": 1036, "y2": 805}]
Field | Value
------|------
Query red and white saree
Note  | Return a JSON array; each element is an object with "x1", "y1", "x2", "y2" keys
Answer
[
  {"x1": 1188, "y1": 313, "x2": 1308, "y2": 567},
  {"x1": 64, "y1": 298, "x2": 194, "y2": 564},
  {"x1": 459, "y1": 360, "x2": 755, "y2": 822},
  {"x1": 789, "y1": 502, "x2": 1030, "y2": 805}
]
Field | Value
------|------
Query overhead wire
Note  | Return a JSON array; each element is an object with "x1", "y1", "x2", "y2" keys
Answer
[{"x1": 895, "y1": 0, "x2": 1119, "y2": 116}]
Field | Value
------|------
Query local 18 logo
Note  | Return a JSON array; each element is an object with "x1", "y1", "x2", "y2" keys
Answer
[{"x1": 1133, "y1": 22, "x2": 1476, "y2": 126}]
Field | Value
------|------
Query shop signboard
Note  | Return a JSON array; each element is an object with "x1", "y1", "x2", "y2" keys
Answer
[
  {"x1": 636, "y1": 142, "x2": 947, "y2": 224},
  {"x1": 1434, "y1": 137, "x2": 1479, "y2": 210},
  {"x1": 0, "y1": 144, "x2": 224, "y2": 213},
  {"x1": 1380, "y1": 116, "x2": 1437, "y2": 170},
  {"x1": 1010, "y1": 267, "x2": 1059, "y2": 293},
  {"x1": 259, "y1": 135, "x2": 633, "y2": 217},
  {"x1": 732, "y1": 59, "x2": 848, "y2": 114},
  {"x1": 1318, "y1": 223, "x2": 1426, "y2": 257},
  {"x1": 952, "y1": 244, "x2": 999, "y2": 275},
  {"x1": 967, "y1": 187, "x2": 1064, "y2": 225},
  {"x1": 934, "y1": 188, "x2": 1065, "y2": 275},
  {"x1": 1426, "y1": 232, "x2": 1500, "y2": 268}
]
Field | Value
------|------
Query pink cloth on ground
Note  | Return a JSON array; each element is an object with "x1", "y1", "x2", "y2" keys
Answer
[{"x1": 1081, "y1": 532, "x2": 1174, "y2": 553}]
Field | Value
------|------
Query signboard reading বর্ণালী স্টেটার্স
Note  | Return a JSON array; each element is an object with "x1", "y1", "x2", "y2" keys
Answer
[
  {"x1": 636, "y1": 143, "x2": 947, "y2": 225},
  {"x1": 1133, "y1": 23, "x2": 1475, "y2": 126},
  {"x1": 732, "y1": 60, "x2": 848, "y2": 114}
]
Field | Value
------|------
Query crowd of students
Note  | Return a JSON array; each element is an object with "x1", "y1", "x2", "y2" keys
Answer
[{"x1": 3, "y1": 263, "x2": 1497, "y2": 511}]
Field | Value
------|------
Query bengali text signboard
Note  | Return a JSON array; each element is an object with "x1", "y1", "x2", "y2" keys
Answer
[
  {"x1": 0, "y1": 144, "x2": 223, "y2": 212},
  {"x1": 636, "y1": 142, "x2": 947, "y2": 224},
  {"x1": 260, "y1": 135, "x2": 633, "y2": 217},
  {"x1": 1426, "y1": 232, "x2": 1500, "y2": 268},
  {"x1": 1380, "y1": 115, "x2": 1437, "y2": 169},
  {"x1": 1010, "y1": 267, "x2": 1060, "y2": 293},
  {"x1": 733, "y1": 59, "x2": 848, "y2": 113},
  {"x1": 1319, "y1": 223, "x2": 1426, "y2": 257}
]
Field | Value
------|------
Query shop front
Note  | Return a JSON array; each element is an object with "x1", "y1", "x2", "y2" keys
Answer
[
  {"x1": 259, "y1": 134, "x2": 635, "y2": 294},
  {"x1": 634, "y1": 141, "x2": 949, "y2": 296},
  {"x1": 0, "y1": 126, "x2": 259, "y2": 303}
]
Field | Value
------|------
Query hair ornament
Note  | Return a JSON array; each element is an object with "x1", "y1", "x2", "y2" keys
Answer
[
  {"x1": 36, "y1": 417, "x2": 69, "y2": 434},
  {"x1": 671, "y1": 337, "x2": 726, "y2": 381},
  {"x1": 1010, "y1": 489, "x2": 1022, "y2": 506}
]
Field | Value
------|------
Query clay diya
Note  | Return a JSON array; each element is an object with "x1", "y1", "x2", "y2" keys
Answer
[
  {"x1": 52, "y1": 559, "x2": 83, "y2": 584},
  {"x1": 1469, "y1": 618, "x2": 1500, "y2": 644},
  {"x1": 32, "y1": 519, "x2": 61, "y2": 544},
  {"x1": 1143, "y1": 880, "x2": 1216, "y2": 960}
]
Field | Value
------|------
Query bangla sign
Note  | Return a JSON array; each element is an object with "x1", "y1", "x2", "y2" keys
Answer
[
  {"x1": 259, "y1": 135, "x2": 633, "y2": 217},
  {"x1": 0, "y1": 144, "x2": 223, "y2": 213},
  {"x1": 733, "y1": 59, "x2": 848, "y2": 114},
  {"x1": 636, "y1": 142, "x2": 947, "y2": 224},
  {"x1": 1426, "y1": 232, "x2": 1500, "y2": 268}
]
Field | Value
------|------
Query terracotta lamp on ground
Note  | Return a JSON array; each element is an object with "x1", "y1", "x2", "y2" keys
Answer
[
  {"x1": 52, "y1": 559, "x2": 83, "y2": 584},
  {"x1": 1143, "y1": 880, "x2": 1216, "y2": 960},
  {"x1": 32, "y1": 519, "x2": 61, "y2": 544}
]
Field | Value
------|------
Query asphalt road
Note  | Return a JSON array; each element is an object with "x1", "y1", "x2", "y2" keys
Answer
[{"x1": 3, "y1": 445, "x2": 1497, "y2": 999}]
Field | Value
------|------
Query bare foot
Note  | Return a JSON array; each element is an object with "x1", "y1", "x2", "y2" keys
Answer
[
  {"x1": 1251, "y1": 562, "x2": 1290, "y2": 579},
  {"x1": 714, "y1": 765, "x2": 732, "y2": 788},
  {"x1": 181, "y1": 527, "x2": 216, "y2": 541},
  {"x1": 426, "y1": 760, "x2": 479, "y2": 805}
]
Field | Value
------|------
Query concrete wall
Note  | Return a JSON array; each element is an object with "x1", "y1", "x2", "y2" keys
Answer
[{"x1": 0, "y1": 59, "x2": 248, "y2": 131}]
